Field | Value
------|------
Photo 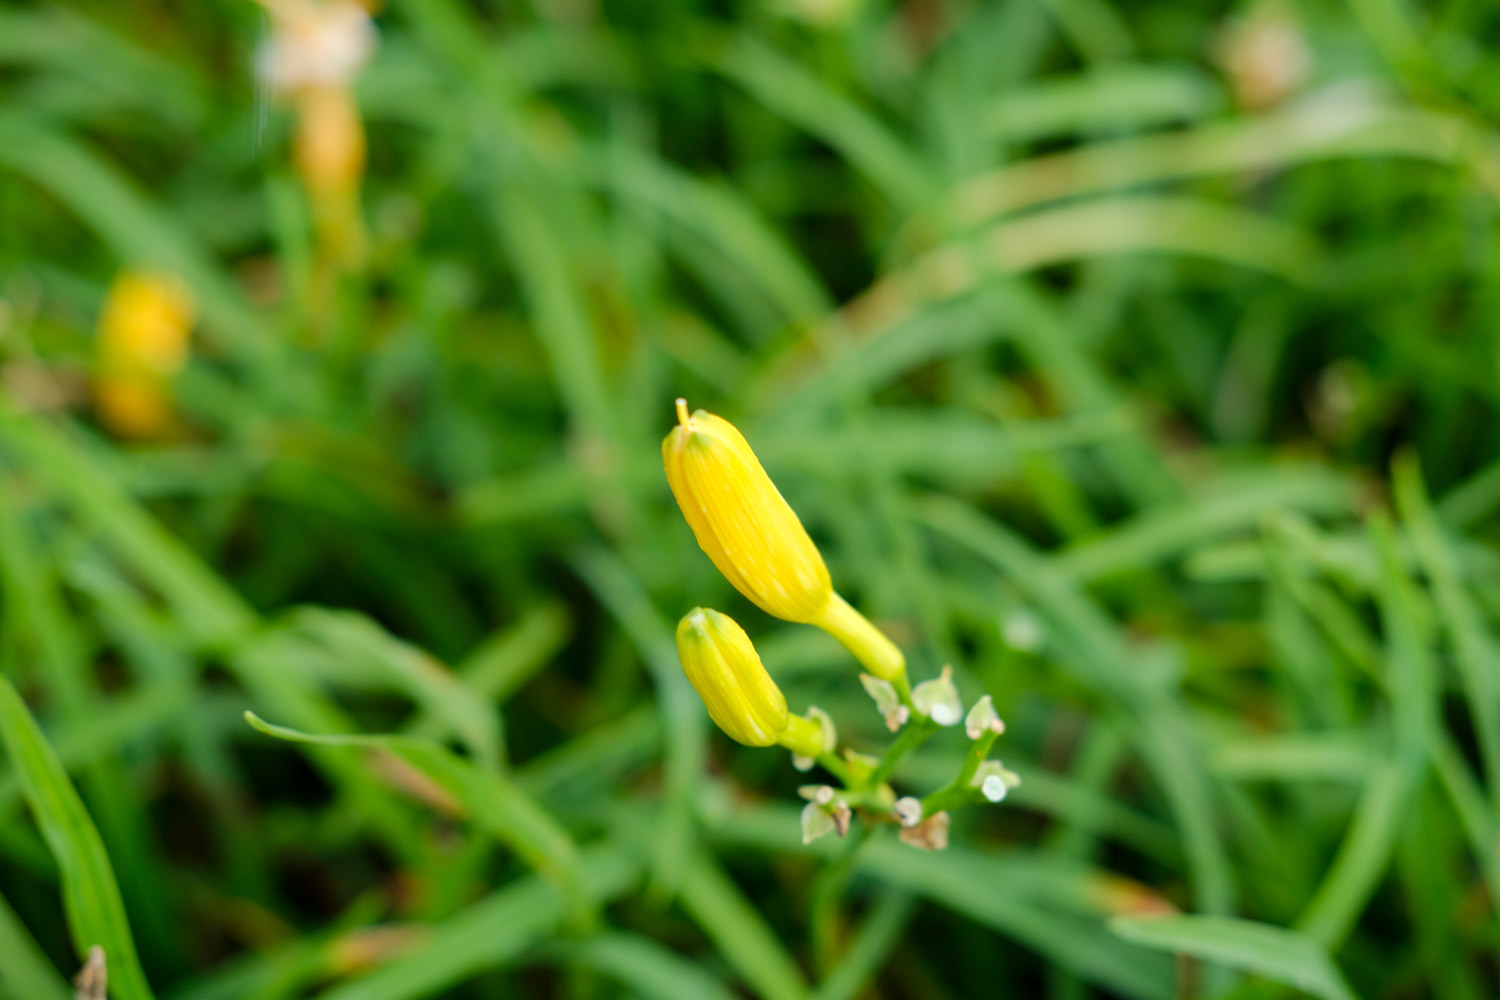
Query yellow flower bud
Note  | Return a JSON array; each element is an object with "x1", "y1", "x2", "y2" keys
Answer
[
  {"x1": 675, "y1": 607, "x2": 832, "y2": 758},
  {"x1": 663, "y1": 400, "x2": 907, "y2": 680},
  {"x1": 295, "y1": 85, "x2": 366, "y2": 203},
  {"x1": 676, "y1": 607, "x2": 788, "y2": 746},
  {"x1": 663, "y1": 400, "x2": 830, "y2": 622},
  {"x1": 94, "y1": 271, "x2": 195, "y2": 439}
]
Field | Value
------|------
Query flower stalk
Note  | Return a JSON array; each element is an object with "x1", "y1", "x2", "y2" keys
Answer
[{"x1": 662, "y1": 397, "x2": 1017, "y2": 852}]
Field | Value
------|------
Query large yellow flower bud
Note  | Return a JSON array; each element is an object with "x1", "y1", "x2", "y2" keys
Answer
[
  {"x1": 94, "y1": 271, "x2": 195, "y2": 439},
  {"x1": 675, "y1": 607, "x2": 826, "y2": 757},
  {"x1": 664, "y1": 400, "x2": 906, "y2": 680}
]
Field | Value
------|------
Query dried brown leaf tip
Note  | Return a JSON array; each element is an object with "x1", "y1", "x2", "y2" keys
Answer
[
  {"x1": 74, "y1": 946, "x2": 106, "y2": 1000},
  {"x1": 898, "y1": 810, "x2": 950, "y2": 851}
]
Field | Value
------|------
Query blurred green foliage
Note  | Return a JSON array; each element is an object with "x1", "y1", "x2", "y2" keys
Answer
[{"x1": 2, "y1": 0, "x2": 1500, "y2": 997}]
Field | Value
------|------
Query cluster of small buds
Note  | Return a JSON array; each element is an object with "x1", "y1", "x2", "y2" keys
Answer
[
  {"x1": 663, "y1": 399, "x2": 1018, "y2": 852},
  {"x1": 798, "y1": 784, "x2": 852, "y2": 843}
]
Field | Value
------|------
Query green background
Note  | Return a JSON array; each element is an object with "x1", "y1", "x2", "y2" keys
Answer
[{"x1": 1, "y1": 0, "x2": 1499, "y2": 997}]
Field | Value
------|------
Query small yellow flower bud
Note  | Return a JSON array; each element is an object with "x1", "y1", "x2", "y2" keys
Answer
[
  {"x1": 675, "y1": 608, "x2": 840, "y2": 760},
  {"x1": 663, "y1": 400, "x2": 907, "y2": 680},
  {"x1": 94, "y1": 271, "x2": 195, "y2": 439},
  {"x1": 675, "y1": 607, "x2": 788, "y2": 747},
  {"x1": 255, "y1": 0, "x2": 375, "y2": 265},
  {"x1": 664, "y1": 400, "x2": 830, "y2": 622},
  {"x1": 295, "y1": 85, "x2": 365, "y2": 203}
]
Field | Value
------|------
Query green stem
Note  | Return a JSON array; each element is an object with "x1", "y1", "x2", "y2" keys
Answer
[
  {"x1": 815, "y1": 591, "x2": 907, "y2": 682},
  {"x1": 810, "y1": 823, "x2": 873, "y2": 976},
  {"x1": 815, "y1": 752, "x2": 852, "y2": 786},
  {"x1": 919, "y1": 731, "x2": 997, "y2": 816},
  {"x1": 890, "y1": 670, "x2": 915, "y2": 710},
  {"x1": 864, "y1": 717, "x2": 936, "y2": 790}
]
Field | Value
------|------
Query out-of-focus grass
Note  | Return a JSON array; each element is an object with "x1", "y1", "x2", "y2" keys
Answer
[{"x1": 2, "y1": 0, "x2": 1500, "y2": 997}]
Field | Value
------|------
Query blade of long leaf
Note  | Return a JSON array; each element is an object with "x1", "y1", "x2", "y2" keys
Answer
[
  {"x1": 0, "y1": 674, "x2": 155, "y2": 1000},
  {"x1": 1111, "y1": 915, "x2": 1358, "y2": 1000},
  {"x1": 243, "y1": 713, "x2": 585, "y2": 908}
]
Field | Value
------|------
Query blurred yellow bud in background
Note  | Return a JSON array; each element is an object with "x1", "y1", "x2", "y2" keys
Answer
[
  {"x1": 94, "y1": 271, "x2": 195, "y2": 439},
  {"x1": 257, "y1": 0, "x2": 376, "y2": 264},
  {"x1": 295, "y1": 85, "x2": 366, "y2": 203},
  {"x1": 664, "y1": 399, "x2": 906, "y2": 680}
]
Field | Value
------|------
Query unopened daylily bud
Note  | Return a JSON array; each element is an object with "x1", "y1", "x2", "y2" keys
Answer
[
  {"x1": 676, "y1": 608, "x2": 788, "y2": 747},
  {"x1": 675, "y1": 607, "x2": 835, "y2": 760},
  {"x1": 964, "y1": 695, "x2": 1005, "y2": 740},
  {"x1": 860, "y1": 673, "x2": 909, "y2": 732},
  {"x1": 663, "y1": 400, "x2": 906, "y2": 679},
  {"x1": 893, "y1": 796, "x2": 923, "y2": 828},
  {"x1": 971, "y1": 761, "x2": 1021, "y2": 802},
  {"x1": 95, "y1": 271, "x2": 195, "y2": 439},
  {"x1": 912, "y1": 665, "x2": 962, "y2": 726}
]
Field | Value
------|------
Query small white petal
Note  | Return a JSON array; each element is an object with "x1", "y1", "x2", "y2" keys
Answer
[
  {"x1": 912, "y1": 666, "x2": 962, "y2": 727},
  {"x1": 792, "y1": 754, "x2": 815, "y2": 772},
  {"x1": 801, "y1": 802, "x2": 835, "y2": 844},
  {"x1": 981, "y1": 775, "x2": 1008, "y2": 802},
  {"x1": 893, "y1": 796, "x2": 923, "y2": 827},
  {"x1": 860, "y1": 673, "x2": 900, "y2": 715},
  {"x1": 964, "y1": 695, "x2": 1005, "y2": 740}
]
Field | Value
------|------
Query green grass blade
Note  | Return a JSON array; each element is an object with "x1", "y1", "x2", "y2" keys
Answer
[
  {"x1": 678, "y1": 851, "x2": 811, "y2": 1000},
  {"x1": 0, "y1": 405, "x2": 255, "y2": 646},
  {"x1": 312, "y1": 844, "x2": 640, "y2": 1000},
  {"x1": 917, "y1": 495, "x2": 1233, "y2": 915},
  {"x1": 0, "y1": 888, "x2": 72, "y2": 1000},
  {"x1": 812, "y1": 891, "x2": 914, "y2": 1000},
  {"x1": 243, "y1": 713, "x2": 584, "y2": 904},
  {"x1": 561, "y1": 932, "x2": 740, "y2": 1000},
  {"x1": 1294, "y1": 516, "x2": 1432, "y2": 947},
  {"x1": 1110, "y1": 915, "x2": 1358, "y2": 1000},
  {"x1": 1393, "y1": 454, "x2": 1500, "y2": 811},
  {"x1": 571, "y1": 548, "x2": 705, "y2": 895},
  {"x1": 710, "y1": 35, "x2": 934, "y2": 211},
  {"x1": 288, "y1": 608, "x2": 502, "y2": 770},
  {"x1": 861, "y1": 841, "x2": 1174, "y2": 1000},
  {"x1": 0, "y1": 674, "x2": 155, "y2": 1000}
]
